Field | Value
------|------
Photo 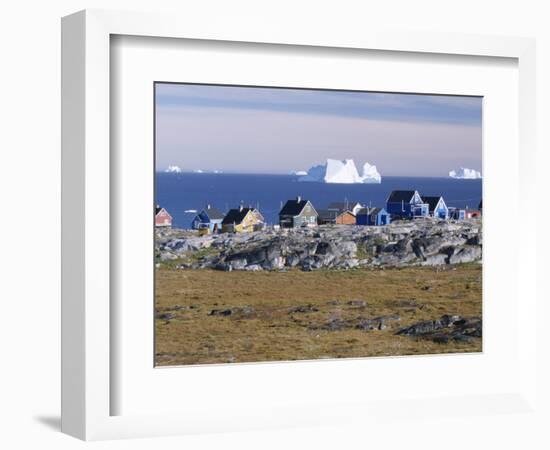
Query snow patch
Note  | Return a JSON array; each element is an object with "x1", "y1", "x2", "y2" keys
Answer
[{"x1": 449, "y1": 167, "x2": 482, "y2": 179}]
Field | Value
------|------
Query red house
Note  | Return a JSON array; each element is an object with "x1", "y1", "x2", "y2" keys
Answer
[{"x1": 155, "y1": 206, "x2": 173, "y2": 227}]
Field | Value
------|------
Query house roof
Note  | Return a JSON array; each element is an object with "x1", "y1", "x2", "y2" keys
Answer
[
  {"x1": 387, "y1": 190, "x2": 416, "y2": 203},
  {"x1": 318, "y1": 209, "x2": 354, "y2": 220},
  {"x1": 327, "y1": 201, "x2": 360, "y2": 211},
  {"x1": 222, "y1": 207, "x2": 256, "y2": 225},
  {"x1": 155, "y1": 206, "x2": 170, "y2": 216},
  {"x1": 317, "y1": 209, "x2": 338, "y2": 221},
  {"x1": 357, "y1": 207, "x2": 386, "y2": 219},
  {"x1": 367, "y1": 207, "x2": 382, "y2": 219},
  {"x1": 202, "y1": 206, "x2": 224, "y2": 220},
  {"x1": 422, "y1": 196, "x2": 444, "y2": 212},
  {"x1": 280, "y1": 199, "x2": 311, "y2": 216}
]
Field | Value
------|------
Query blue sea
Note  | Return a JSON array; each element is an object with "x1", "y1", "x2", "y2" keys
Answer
[{"x1": 156, "y1": 173, "x2": 482, "y2": 229}]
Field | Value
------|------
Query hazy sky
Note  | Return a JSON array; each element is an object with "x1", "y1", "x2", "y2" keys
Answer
[{"x1": 155, "y1": 83, "x2": 482, "y2": 177}]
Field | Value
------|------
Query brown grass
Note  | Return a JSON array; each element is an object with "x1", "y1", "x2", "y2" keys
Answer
[{"x1": 155, "y1": 265, "x2": 482, "y2": 366}]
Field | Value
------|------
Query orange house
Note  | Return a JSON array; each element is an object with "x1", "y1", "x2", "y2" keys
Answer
[
  {"x1": 336, "y1": 210, "x2": 356, "y2": 225},
  {"x1": 318, "y1": 209, "x2": 356, "y2": 225}
]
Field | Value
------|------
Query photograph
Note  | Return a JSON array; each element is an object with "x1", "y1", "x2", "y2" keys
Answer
[{"x1": 154, "y1": 83, "x2": 483, "y2": 366}]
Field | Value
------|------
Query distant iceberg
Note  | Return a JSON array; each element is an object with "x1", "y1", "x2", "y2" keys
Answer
[
  {"x1": 360, "y1": 162, "x2": 382, "y2": 184},
  {"x1": 193, "y1": 169, "x2": 204, "y2": 174},
  {"x1": 165, "y1": 165, "x2": 182, "y2": 173},
  {"x1": 291, "y1": 170, "x2": 308, "y2": 176},
  {"x1": 449, "y1": 167, "x2": 482, "y2": 179},
  {"x1": 298, "y1": 159, "x2": 382, "y2": 184}
]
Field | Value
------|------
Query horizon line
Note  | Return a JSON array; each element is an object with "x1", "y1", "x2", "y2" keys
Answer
[{"x1": 156, "y1": 170, "x2": 482, "y2": 180}]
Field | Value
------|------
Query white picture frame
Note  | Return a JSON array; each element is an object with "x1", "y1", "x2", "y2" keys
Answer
[{"x1": 61, "y1": 9, "x2": 538, "y2": 441}]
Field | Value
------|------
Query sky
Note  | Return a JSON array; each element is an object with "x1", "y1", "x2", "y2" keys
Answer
[{"x1": 155, "y1": 83, "x2": 482, "y2": 177}]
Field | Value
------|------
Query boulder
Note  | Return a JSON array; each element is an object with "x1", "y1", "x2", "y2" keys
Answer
[{"x1": 449, "y1": 246, "x2": 482, "y2": 264}]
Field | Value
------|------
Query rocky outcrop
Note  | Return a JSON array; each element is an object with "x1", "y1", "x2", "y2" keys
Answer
[
  {"x1": 156, "y1": 217, "x2": 482, "y2": 272},
  {"x1": 396, "y1": 315, "x2": 482, "y2": 343}
]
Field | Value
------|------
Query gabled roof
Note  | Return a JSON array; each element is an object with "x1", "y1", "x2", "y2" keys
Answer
[
  {"x1": 202, "y1": 206, "x2": 224, "y2": 220},
  {"x1": 280, "y1": 198, "x2": 314, "y2": 216},
  {"x1": 367, "y1": 207, "x2": 382, "y2": 219},
  {"x1": 357, "y1": 207, "x2": 387, "y2": 219},
  {"x1": 155, "y1": 206, "x2": 171, "y2": 216},
  {"x1": 387, "y1": 190, "x2": 417, "y2": 203},
  {"x1": 222, "y1": 207, "x2": 258, "y2": 225},
  {"x1": 422, "y1": 196, "x2": 445, "y2": 212}
]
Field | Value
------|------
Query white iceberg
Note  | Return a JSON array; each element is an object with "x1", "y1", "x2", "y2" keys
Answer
[
  {"x1": 449, "y1": 167, "x2": 482, "y2": 179},
  {"x1": 298, "y1": 159, "x2": 381, "y2": 184},
  {"x1": 193, "y1": 169, "x2": 204, "y2": 174},
  {"x1": 291, "y1": 170, "x2": 308, "y2": 176},
  {"x1": 165, "y1": 165, "x2": 182, "y2": 173},
  {"x1": 361, "y1": 162, "x2": 382, "y2": 184}
]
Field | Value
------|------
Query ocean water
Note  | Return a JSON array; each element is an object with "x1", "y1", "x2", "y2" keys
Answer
[{"x1": 156, "y1": 173, "x2": 482, "y2": 229}]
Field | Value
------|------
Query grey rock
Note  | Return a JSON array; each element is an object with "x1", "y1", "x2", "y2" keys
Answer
[
  {"x1": 157, "y1": 217, "x2": 482, "y2": 271},
  {"x1": 156, "y1": 312, "x2": 176, "y2": 320},
  {"x1": 356, "y1": 314, "x2": 401, "y2": 331},
  {"x1": 449, "y1": 246, "x2": 482, "y2": 264},
  {"x1": 347, "y1": 300, "x2": 367, "y2": 307}
]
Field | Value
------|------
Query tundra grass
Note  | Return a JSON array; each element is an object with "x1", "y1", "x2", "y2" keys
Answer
[{"x1": 155, "y1": 265, "x2": 482, "y2": 366}]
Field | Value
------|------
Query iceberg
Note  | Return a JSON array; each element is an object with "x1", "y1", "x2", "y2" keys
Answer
[
  {"x1": 291, "y1": 170, "x2": 308, "y2": 176},
  {"x1": 361, "y1": 162, "x2": 382, "y2": 184},
  {"x1": 193, "y1": 169, "x2": 205, "y2": 174},
  {"x1": 165, "y1": 165, "x2": 182, "y2": 173},
  {"x1": 298, "y1": 159, "x2": 381, "y2": 184},
  {"x1": 449, "y1": 167, "x2": 482, "y2": 179}
]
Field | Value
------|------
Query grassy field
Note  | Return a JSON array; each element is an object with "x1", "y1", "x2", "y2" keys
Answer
[{"x1": 155, "y1": 265, "x2": 482, "y2": 366}]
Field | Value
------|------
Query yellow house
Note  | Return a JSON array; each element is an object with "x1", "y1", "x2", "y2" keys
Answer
[{"x1": 221, "y1": 206, "x2": 265, "y2": 233}]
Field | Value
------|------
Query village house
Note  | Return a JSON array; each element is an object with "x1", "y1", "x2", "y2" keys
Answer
[
  {"x1": 155, "y1": 205, "x2": 172, "y2": 227},
  {"x1": 279, "y1": 196, "x2": 318, "y2": 228},
  {"x1": 221, "y1": 206, "x2": 265, "y2": 233},
  {"x1": 422, "y1": 195, "x2": 449, "y2": 219},
  {"x1": 448, "y1": 207, "x2": 466, "y2": 220},
  {"x1": 191, "y1": 205, "x2": 224, "y2": 234},
  {"x1": 327, "y1": 201, "x2": 364, "y2": 216},
  {"x1": 386, "y1": 190, "x2": 429, "y2": 218},
  {"x1": 317, "y1": 209, "x2": 356, "y2": 225},
  {"x1": 356, "y1": 207, "x2": 391, "y2": 226}
]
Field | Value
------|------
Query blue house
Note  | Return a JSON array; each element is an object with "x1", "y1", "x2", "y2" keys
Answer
[
  {"x1": 191, "y1": 205, "x2": 225, "y2": 233},
  {"x1": 386, "y1": 190, "x2": 429, "y2": 218},
  {"x1": 448, "y1": 207, "x2": 466, "y2": 220},
  {"x1": 356, "y1": 207, "x2": 391, "y2": 226},
  {"x1": 422, "y1": 196, "x2": 449, "y2": 219}
]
